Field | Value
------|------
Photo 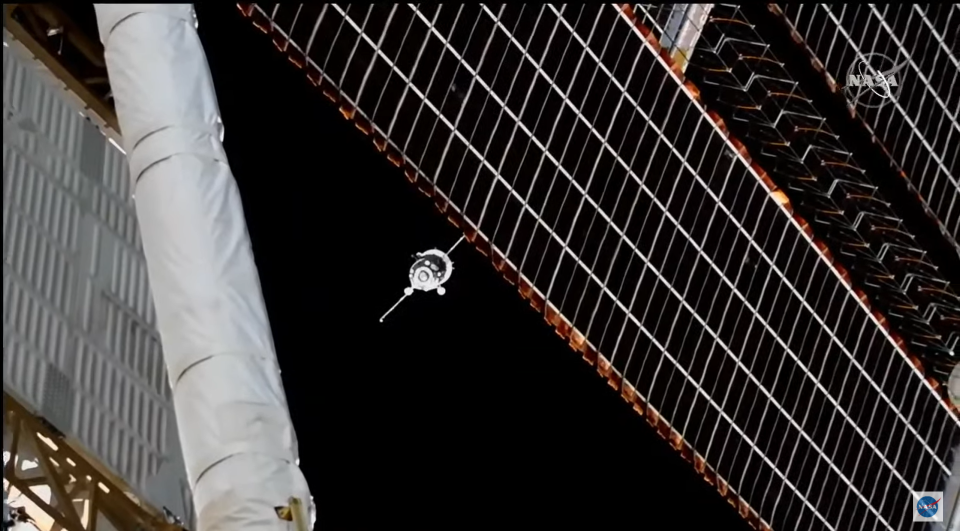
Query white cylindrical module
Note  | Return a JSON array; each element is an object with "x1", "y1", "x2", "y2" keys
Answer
[
  {"x1": 94, "y1": 5, "x2": 313, "y2": 530},
  {"x1": 950, "y1": 363, "x2": 960, "y2": 408},
  {"x1": 3, "y1": 488, "x2": 10, "y2": 528}
]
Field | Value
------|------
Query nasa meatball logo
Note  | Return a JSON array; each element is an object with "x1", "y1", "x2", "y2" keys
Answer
[
  {"x1": 841, "y1": 52, "x2": 907, "y2": 110},
  {"x1": 913, "y1": 491, "x2": 943, "y2": 522}
]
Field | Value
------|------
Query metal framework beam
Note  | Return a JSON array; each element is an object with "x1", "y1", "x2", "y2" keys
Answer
[
  {"x1": 3, "y1": 3, "x2": 118, "y2": 135},
  {"x1": 3, "y1": 391, "x2": 183, "y2": 531}
]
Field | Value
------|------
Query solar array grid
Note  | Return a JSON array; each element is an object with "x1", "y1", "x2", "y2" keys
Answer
[
  {"x1": 242, "y1": 4, "x2": 958, "y2": 530},
  {"x1": 779, "y1": 3, "x2": 960, "y2": 241}
]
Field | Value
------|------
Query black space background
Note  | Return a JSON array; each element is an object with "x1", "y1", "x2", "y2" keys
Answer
[{"x1": 191, "y1": 4, "x2": 753, "y2": 529}]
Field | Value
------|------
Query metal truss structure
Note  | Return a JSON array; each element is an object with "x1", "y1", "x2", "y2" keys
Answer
[
  {"x1": 3, "y1": 392, "x2": 184, "y2": 531},
  {"x1": 3, "y1": 3, "x2": 118, "y2": 136}
]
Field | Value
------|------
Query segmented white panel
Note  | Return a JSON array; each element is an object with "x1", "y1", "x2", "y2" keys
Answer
[{"x1": 2, "y1": 34, "x2": 193, "y2": 524}]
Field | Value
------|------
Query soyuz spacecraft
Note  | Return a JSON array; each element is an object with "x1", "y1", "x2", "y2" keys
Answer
[{"x1": 379, "y1": 235, "x2": 464, "y2": 323}]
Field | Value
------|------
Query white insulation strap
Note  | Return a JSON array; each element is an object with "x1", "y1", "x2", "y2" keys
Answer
[{"x1": 94, "y1": 5, "x2": 314, "y2": 530}]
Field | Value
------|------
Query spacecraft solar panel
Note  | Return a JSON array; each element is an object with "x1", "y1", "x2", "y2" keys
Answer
[
  {"x1": 778, "y1": 3, "x2": 960, "y2": 241},
  {"x1": 239, "y1": 4, "x2": 957, "y2": 530},
  {"x1": 630, "y1": 3, "x2": 959, "y2": 387}
]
